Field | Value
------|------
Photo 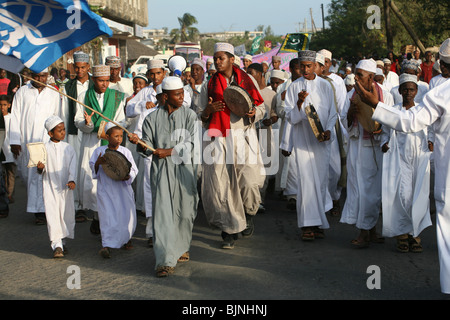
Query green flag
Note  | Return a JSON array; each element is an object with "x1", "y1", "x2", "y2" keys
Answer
[
  {"x1": 250, "y1": 35, "x2": 262, "y2": 54},
  {"x1": 279, "y1": 33, "x2": 311, "y2": 53}
]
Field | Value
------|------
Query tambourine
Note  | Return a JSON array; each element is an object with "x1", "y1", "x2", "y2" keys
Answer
[
  {"x1": 223, "y1": 85, "x2": 254, "y2": 117},
  {"x1": 101, "y1": 149, "x2": 132, "y2": 181},
  {"x1": 304, "y1": 104, "x2": 325, "y2": 142}
]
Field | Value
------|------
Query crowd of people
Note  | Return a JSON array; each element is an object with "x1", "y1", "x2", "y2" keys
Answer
[{"x1": 0, "y1": 37, "x2": 449, "y2": 292}]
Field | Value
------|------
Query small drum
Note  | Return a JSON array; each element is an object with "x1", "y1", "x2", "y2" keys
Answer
[
  {"x1": 97, "y1": 120, "x2": 107, "y2": 140},
  {"x1": 304, "y1": 104, "x2": 325, "y2": 142},
  {"x1": 223, "y1": 85, "x2": 254, "y2": 117},
  {"x1": 353, "y1": 94, "x2": 381, "y2": 133},
  {"x1": 102, "y1": 149, "x2": 132, "y2": 181}
]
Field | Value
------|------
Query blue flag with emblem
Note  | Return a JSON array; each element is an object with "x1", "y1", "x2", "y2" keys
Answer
[{"x1": 0, "y1": 0, "x2": 112, "y2": 73}]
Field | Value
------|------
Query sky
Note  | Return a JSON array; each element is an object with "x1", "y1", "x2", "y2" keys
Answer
[{"x1": 146, "y1": 0, "x2": 332, "y2": 36}]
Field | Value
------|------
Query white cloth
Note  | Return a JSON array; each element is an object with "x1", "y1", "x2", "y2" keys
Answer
[
  {"x1": 2, "y1": 114, "x2": 14, "y2": 163},
  {"x1": 372, "y1": 80, "x2": 450, "y2": 293},
  {"x1": 74, "y1": 90, "x2": 126, "y2": 211},
  {"x1": 9, "y1": 83, "x2": 62, "y2": 212},
  {"x1": 284, "y1": 75, "x2": 337, "y2": 229},
  {"x1": 89, "y1": 145, "x2": 138, "y2": 248},
  {"x1": 380, "y1": 103, "x2": 432, "y2": 238},
  {"x1": 109, "y1": 78, "x2": 134, "y2": 98},
  {"x1": 42, "y1": 141, "x2": 77, "y2": 249},
  {"x1": 429, "y1": 74, "x2": 448, "y2": 90},
  {"x1": 340, "y1": 85, "x2": 394, "y2": 230},
  {"x1": 384, "y1": 71, "x2": 399, "y2": 88},
  {"x1": 125, "y1": 86, "x2": 160, "y2": 216}
]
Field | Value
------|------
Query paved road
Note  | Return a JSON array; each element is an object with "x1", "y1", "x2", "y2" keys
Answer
[{"x1": 0, "y1": 177, "x2": 448, "y2": 305}]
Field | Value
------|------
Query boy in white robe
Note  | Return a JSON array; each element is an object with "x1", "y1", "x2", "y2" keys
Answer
[
  {"x1": 381, "y1": 74, "x2": 433, "y2": 253},
  {"x1": 37, "y1": 116, "x2": 77, "y2": 258},
  {"x1": 89, "y1": 123, "x2": 138, "y2": 258}
]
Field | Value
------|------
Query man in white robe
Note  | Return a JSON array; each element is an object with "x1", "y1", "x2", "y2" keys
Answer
[
  {"x1": 429, "y1": 58, "x2": 449, "y2": 90},
  {"x1": 198, "y1": 42, "x2": 266, "y2": 249},
  {"x1": 380, "y1": 74, "x2": 432, "y2": 252},
  {"x1": 284, "y1": 50, "x2": 337, "y2": 240},
  {"x1": 9, "y1": 68, "x2": 62, "y2": 224},
  {"x1": 74, "y1": 65, "x2": 126, "y2": 233},
  {"x1": 105, "y1": 56, "x2": 134, "y2": 97},
  {"x1": 371, "y1": 38, "x2": 450, "y2": 294},
  {"x1": 276, "y1": 60, "x2": 302, "y2": 209},
  {"x1": 340, "y1": 58, "x2": 394, "y2": 247},
  {"x1": 61, "y1": 51, "x2": 93, "y2": 222},
  {"x1": 383, "y1": 58, "x2": 400, "y2": 88},
  {"x1": 318, "y1": 49, "x2": 348, "y2": 215},
  {"x1": 125, "y1": 59, "x2": 167, "y2": 246}
]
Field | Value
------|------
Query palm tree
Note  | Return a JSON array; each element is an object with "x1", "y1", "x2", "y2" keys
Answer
[{"x1": 178, "y1": 13, "x2": 198, "y2": 42}]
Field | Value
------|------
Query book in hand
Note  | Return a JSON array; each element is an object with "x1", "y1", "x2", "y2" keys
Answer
[{"x1": 26, "y1": 142, "x2": 47, "y2": 168}]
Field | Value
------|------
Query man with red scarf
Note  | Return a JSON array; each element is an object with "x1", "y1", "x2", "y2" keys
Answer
[
  {"x1": 198, "y1": 42, "x2": 266, "y2": 249},
  {"x1": 340, "y1": 58, "x2": 394, "y2": 248}
]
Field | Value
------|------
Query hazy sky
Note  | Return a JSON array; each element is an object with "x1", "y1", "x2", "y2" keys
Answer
[{"x1": 146, "y1": 0, "x2": 332, "y2": 36}]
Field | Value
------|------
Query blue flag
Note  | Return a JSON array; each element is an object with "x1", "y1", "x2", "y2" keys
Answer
[{"x1": 0, "y1": 0, "x2": 112, "y2": 73}]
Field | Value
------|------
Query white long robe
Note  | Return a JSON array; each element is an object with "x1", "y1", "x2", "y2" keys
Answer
[
  {"x1": 126, "y1": 86, "x2": 159, "y2": 219},
  {"x1": 74, "y1": 90, "x2": 126, "y2": 211},
  {"x1": 9, "y1": 83, "x2": 61, "y2": 213},
  {"x1": 340, "y1": 85, "x2": 394, "y2": 230},
  {"x1": 381, "y1": 103, "x2": 432, "y2": 238},
  {"x1": 372, "y1": 80, "x2": 450, "y2": 294},
  {"x1": 42, "y1": 141, "x2": 77, "y2": 250},
  {"x1": 89, "y1": 145, "x2": 138, "y2": 248},
  {"x1": 285, "y1": 75, "x2": 337, "y2": 229},
  {"x1": 61, "y1": 80, "x2": 89, "y2": 210}
]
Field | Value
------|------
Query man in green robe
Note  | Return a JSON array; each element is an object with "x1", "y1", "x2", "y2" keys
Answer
[{"x1": 135, "y1": 76, "x2": 199, "y2": 277}]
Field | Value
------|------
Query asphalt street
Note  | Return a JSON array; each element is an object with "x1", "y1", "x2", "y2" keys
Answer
[{"x1": 0, "y1": 177, "x2": 448, "y2": 306}]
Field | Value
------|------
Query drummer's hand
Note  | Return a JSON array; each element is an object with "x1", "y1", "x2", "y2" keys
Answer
[
  {"x1": 84, "y1": 110, "x2": 95, "y2": 125},
  {"x1": 96, "y1": 153, "x2": 106, "y2": 165},
  {"x1": 355, "y1": 80, "x2": 379, "y2": 107},
  {"x1": 128, "y1": 133, "x2": 140, "y2": 145},
  {"x1": 246, "y1": 107, "x2": 256, "y2": 119},
  {"x1": 37, "y1": 161, "x2": 45, "y2": 173},
  {"x1": 67, "y1": 181, "x2": 76, "y2": 190},
  {"x1": 297, "y1": 91, "x2": 308, "y2": 109},
  {"x1": 153, "y1": 148, "x2": 173, "y2": 159},
  {"x1": 262, "y1": 119, "x2": 272, "y2": 126},
  {"x1": 206, "y1": 97, "x2": 225, "y2": 115},
  {"x1": 281, "y1": 149, "x2": 291, "y2": 157},
  {"x1": 428, "y1": 141, "x2": 434, "y2": 152},
  {"x1": 146, "y1": 101, "x2": 156, "y2": 109},
  {"x1": 321, "y1": 130, "x2": 331, "y2": 142},
  {"x1": 10, "y1": 145, "x2": 21, "y2": 159},
  {"x1": 381, "y1": 143, "x2": 390, "y2": 153}
]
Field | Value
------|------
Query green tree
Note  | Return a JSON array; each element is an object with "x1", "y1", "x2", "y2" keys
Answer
[{"x1": 170, "y1": 13, "x2": 199, "y2": 44}]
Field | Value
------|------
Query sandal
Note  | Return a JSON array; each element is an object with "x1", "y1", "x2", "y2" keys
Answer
[
  {"x1": 351, "y1": 237, "x2": 370, "y2": 248},
  {"x1": 178, "y1": 252, "x2": 190, "y2": 262},
  {"x1": 156, "y1": 266, "x2": 175, "y2": 277},
  {"x1": 75, "y1": 210, "x2": 88, "y2": 223},
  {"x1": 122, "y1": 240, "x2": 133, "y2": 250},
  {"x1": 313, "y1": 227, "x2": 325, "y2": 239},
  {"x1": 99, "y1": 247, "x2": 111, "y2": 258},
  {"x1": 396, "y1": 235, "x2": 409, "y2": 253},
  {"x1": 301, "y1": 228, "x2": 315, "y2": 241},
  {"x1": 409, "y1": 236, "x2": 423, "y2": 253}
]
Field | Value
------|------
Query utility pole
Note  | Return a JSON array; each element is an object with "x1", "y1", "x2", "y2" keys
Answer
[{"x1": 321, "y1": 4, "x2": 325, "y2": 30}]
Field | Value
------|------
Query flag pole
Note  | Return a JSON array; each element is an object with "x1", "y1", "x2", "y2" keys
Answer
[{"x1": 21, "y1": 74, "x2": 155, "y2": 152}]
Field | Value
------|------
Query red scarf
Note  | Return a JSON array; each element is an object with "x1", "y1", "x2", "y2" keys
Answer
[
  {"x1": 352, "y1": 82, "x2": 384, "y2": 140},
  {"x1": 207, "y1": 65, "x2": 264, "y2": 137}
]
